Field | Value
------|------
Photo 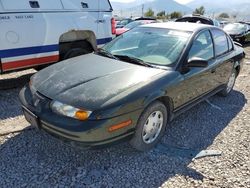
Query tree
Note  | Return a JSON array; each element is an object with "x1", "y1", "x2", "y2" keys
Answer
[
  {"x1": 170, "y1": 11, "x2": 182, "y2": 19},
  {"x1": 157, "y1": 11, "x2": 166, "y2": 17},
  {"x1": 219, "y1": 12, "x2": 229, "y2": 18},
  {"x1": 193, "y1": 6, "x2": 205, "y2": 15},
  {"x1": 157, "y1": 11, "x2": 166, "y2": 19},
  {"x1": 219, "y1": 13, "x2": 230, "y2": 18},
  {"x1": 144, "y1": 8, "x2": 154, "y2": 17}
]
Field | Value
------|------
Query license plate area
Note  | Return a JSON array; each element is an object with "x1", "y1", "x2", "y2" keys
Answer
[{"x1": 22, "y1": 107, "x2": 40, "y2": 129}]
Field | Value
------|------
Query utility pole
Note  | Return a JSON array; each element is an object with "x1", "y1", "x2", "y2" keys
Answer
[
  {"x1": 142, "y1": 4, "x2": 144, "y2": 17},
  {"x1": 120, "y1": 9, "x2": 123, "y2": 17}
]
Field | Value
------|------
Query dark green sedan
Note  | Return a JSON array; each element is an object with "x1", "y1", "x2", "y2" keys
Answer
[{"x1": 19, "y1": 22, "x2": 245, "y2": 151}]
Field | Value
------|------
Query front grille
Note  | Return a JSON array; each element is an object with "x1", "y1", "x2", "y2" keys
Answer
[{"x1": 31, "y1": 91, "x2": 51, "y2": 111}]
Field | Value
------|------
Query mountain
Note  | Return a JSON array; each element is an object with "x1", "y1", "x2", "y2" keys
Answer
[
  {"x1": 187, "y1": 0, "x2": 250, "y2": 20},
  {"x1": 111, "y1": 0, "x2": 192, "y2": 17},
  {"x1": 111, "y1": 0, "x2": 155, "y2": 10}
]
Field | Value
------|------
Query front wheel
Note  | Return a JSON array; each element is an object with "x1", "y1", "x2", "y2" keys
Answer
[
  {"x1": 130, "y1": 101, "x2": 168, "y2": 151},
  {"x1": 218, "y1": 69, "x2": 237, "y2": 97}
]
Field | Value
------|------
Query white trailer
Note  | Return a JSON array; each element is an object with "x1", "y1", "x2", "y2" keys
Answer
[{"x1": 0, "y1": 0, "x2": 115, "y2": 73}]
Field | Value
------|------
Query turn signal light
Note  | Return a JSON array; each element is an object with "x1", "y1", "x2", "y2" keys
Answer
[
  {"x1": 108, "y1": 120, "x2": 132, "y2": 132},
  {"x1": 75, "y1": 110, "x2": 89, "y2": 121}
]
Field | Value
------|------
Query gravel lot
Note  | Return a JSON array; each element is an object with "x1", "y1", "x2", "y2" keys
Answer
[{"x1": 0, "y1": 45, "x2": 250, "y2": 188}]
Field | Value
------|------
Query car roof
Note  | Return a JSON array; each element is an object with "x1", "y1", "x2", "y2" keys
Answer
[
  {"x1": 135, "y1": 17, "x2": 156, "y2": 21},
  {"x1": 175, "y1": 16, "x2": 214, "y2": 25},
  {"x1": 182, "y1": 15, "x2": 213, "y2": 20},
  {"x1": 140, "y1": 22, "x2": 214, "y2": 32}
]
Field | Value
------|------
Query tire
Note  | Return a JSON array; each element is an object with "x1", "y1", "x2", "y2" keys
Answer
[
  {"x1": 240, "y1": 37, "x2": 246, "y2": 45},
  {"x1": 34, "y1": 65, "x2": 47, "y2": 71},
  {"x1": 63, "y1": 48, "x2": 90, "y2": 60},
  {"x1": 218, "y1": 69, "x2": 237, "y2": 97},
  {"x1": 130, "y1": 101, "x2": 168, "y2": 151}
]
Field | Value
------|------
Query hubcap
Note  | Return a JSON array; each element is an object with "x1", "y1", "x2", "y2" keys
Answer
[
  {"x1": 142, "y1": 111, "x2": 164, "y2": 144},
  {"x1": 226, "y1": 72, "x2": 236, "y2": 93}
]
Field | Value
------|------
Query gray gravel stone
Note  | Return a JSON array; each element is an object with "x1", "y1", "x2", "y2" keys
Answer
[{"x1": 0, "y1": 46, "x2": 250, "y2": 187}]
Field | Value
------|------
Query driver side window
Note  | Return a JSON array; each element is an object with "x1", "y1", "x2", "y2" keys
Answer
[{"x1": 188, "y1": 30, "x2": 214, "y2": 61}]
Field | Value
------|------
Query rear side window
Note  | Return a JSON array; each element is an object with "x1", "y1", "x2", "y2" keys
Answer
[
  {"x1": 213, "y1": 20, "x2": 220, "y2": 27},
  {"x1": 211, "y1": 29, "x2": 229, "y2": 56},
  {"x1": 246, "y1": 25, "x2": 250, "y2": 31},
  {"x1": 188, "y1": 30, "x2": 214, "y2": 61}
]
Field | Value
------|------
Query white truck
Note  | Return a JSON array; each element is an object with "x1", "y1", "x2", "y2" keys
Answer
[{"x1": 0, "y1": 0, "x2": 115, "y2": 73}]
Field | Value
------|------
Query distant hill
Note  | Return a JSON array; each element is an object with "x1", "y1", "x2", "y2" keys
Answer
[
  {"x1": 111, "y1": 0, "x2": 192, "y2": 17},
  {"x1": 187, "y1": 0, "x2": 250, "y2": 20}
]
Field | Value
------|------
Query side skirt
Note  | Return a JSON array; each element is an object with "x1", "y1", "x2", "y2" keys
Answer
[{"x1": 171, "y1": 85, "x2": 225, "y2": 121}]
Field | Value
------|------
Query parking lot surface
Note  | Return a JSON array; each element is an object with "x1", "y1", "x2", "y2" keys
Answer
[{"x1": 0, "y1": 46, "x2": 250, "y2": 187}]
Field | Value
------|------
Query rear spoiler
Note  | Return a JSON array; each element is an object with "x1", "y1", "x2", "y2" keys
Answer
[{"x1": 234, "y1": 41, "x2": 243, "y2": 47}]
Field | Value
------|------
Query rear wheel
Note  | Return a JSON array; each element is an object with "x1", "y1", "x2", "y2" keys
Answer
[
  {"x1": 130, "y1": 101, "x2": 168, "y2": 151},
  {"x1": 34, "y1": 65, "x2": 47, "y2": 71},
  {"x1": 60, "y1": 40, "x2": 94, "y2": 60},
  {"x1": 218, "y1": 69, "x2": 237, "y2": 97},
  {"x1": 63, "y1": 48, "x2": 90, "y2": 60}
]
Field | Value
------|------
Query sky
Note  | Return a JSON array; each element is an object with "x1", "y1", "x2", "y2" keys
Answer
[{"x1": 110, "y1": 0, "x2": 194, "y2": 4}]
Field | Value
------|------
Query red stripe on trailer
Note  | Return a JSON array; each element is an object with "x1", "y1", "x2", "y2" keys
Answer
[{"x1": 2, "y1": 55, "x2": 59, "y2": 71}]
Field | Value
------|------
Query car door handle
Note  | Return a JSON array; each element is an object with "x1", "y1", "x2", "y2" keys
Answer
[{"x1": 96, "y1": 19, "x2": 106, "y2": 23}]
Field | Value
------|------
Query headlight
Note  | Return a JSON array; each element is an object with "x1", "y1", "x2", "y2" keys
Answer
[{"x1": 50, "y1": 101, "x2": 92, "y2": 121}]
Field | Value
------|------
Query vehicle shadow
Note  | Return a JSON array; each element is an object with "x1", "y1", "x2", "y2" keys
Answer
[
  {"x1": 243, "y1": 41, "x2": 250, "y2": 48},
  {"x1": 0, "y1": 73, "x2": 34, "y2": 120},
  {"x1": 0, "y1": 88, "x2": 23, "y2": 121},
  {"x1": 0, "y1": 73, "x2": 33, "y2": 90},
  {"x1": 0, "y1": 90, "x2": 247, "y2": 187}
]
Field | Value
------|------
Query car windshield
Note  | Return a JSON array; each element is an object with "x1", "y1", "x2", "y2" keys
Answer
[
  {"x1": 103, "y1": 27, "x2": 191, "y2": 67},
  {"x1": 224, "y1": 24, "x2": 247, "y2": 31}
]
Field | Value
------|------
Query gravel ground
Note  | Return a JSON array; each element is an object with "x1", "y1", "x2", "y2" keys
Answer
[{"x1": 0, "y1": 46, "x2": 250, "y2": 187}]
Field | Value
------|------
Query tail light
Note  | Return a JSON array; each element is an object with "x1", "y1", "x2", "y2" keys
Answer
[{"x1": 111, "y1": 18, "x2": 116, "y2": 35}]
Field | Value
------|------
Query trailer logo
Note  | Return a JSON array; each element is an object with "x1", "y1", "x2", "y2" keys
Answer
[
  {"x1": 15, "y1": 15, "x2": 34, "y2": 19},
  {"x1": 0, "y1": 16, "x2": 10, "y2": 20}
]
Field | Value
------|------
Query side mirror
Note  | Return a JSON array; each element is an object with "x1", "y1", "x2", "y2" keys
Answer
[{"x1": 187, "y1": 58, "x2": 208, "y2": 68}]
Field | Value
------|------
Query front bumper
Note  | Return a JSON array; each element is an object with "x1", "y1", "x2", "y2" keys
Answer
[{"x1": 19, "y1": 85, "x2": 142, "y2": 148}]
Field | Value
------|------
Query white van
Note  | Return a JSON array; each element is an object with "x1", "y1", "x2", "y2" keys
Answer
[{"x1": 0, "y1": 0, "x2": 114, "y2": 73}]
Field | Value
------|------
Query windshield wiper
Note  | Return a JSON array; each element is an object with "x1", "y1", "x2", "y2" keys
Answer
[
  {"x1": 95, "y1": 49, "x2": 119, "y2": 60},
  {"x1": 114, "y1": 55, "x2": 154, "y2": 68}
]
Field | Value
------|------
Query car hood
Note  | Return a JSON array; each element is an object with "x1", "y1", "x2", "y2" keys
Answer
[
  {"x1": 32, "y1": 53, "x2": 165, "y2": 110},
  {"x1": 225, "y1": 29, "x2": 244, "y2": 35}
]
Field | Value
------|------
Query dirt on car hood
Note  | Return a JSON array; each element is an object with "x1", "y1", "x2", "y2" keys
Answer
[{"x1": 32, "y1": 53, "x2": 165, "y2": 110}]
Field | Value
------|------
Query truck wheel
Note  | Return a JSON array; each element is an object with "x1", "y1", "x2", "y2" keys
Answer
[
  {"x1": 63, "y1": 48, "x2": 90, "y2": 60},
  {"x1": 218, "y1": 69, "x2": 237, "y2": 97},
  {"x1": 130, "y1": 101, "x2": 168, "y2": 151},
  {"x1": 34, "y1": 65, "x2": 47, "y2": 71}
]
